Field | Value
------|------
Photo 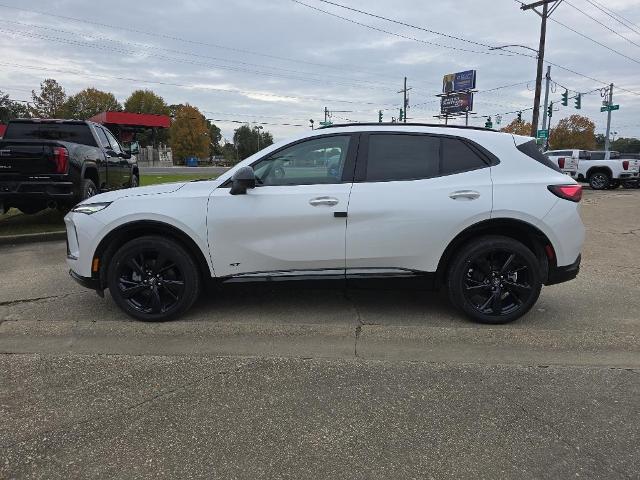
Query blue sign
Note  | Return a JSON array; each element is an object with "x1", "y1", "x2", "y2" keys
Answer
[{"x1": 443, "y1": 70, "x2": 477, "y2": 94}]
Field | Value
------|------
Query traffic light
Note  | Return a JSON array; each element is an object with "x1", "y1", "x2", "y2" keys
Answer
[
  {"x1": 548, "y1": 102, "x2": 553, "y2": 117},
  {"x1": 399, "y1": 108, "x2": 404, "y2": 121},
  {"x1": 561, "y1": 89, "x2": 569, "y2": 106},
  {"x1": 378, "y1": 110, "x2": 383, "y2": 123},
  {"x1": 574, "y1": 93, "x2": 581, "y2": 110},
  {"x1": 485, "y1": 117, "x2": 493, "y2": 129},
  {"x1": 517, "y1": 111, "x2": 522, "y2": 123}
]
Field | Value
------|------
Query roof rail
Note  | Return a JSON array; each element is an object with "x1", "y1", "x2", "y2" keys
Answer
[{"x1": 319, "y1": 122, "x2": 497, "y2": 132}]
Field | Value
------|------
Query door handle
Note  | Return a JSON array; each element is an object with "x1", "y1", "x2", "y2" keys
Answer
[
  {"x1": 449, "y1": 190, "x2": 480, "y2": 200},
  {"x1": 309, "y1": 196, "x2": 339, "y2": 207}
]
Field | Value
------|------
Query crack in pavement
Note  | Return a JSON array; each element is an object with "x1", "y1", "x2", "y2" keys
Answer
[{"x1": 0, "y1": 291, "x2": 82, "y2": 307}]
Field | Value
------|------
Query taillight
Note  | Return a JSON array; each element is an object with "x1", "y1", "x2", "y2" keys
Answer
[
  {"x1": 622, "y1": 160, "x2": 629, "y2": 170},
  {"x1": 548, "y1": 184, "x2": 582, "y2": 202},
  {"x1": 558, "y1": 157, "x2": 565, "y2": 169},
  {"x1": 53, "y1": 146, "x2": 69, "y2": 174}
]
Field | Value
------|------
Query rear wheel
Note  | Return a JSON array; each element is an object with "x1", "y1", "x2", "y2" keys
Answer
[
  {"x1": 130, "y1": 174, "x2": 139, "y2": 188},
  {"x1": 107, "y1": 236, "x2": 201, "y2": 321},
  {"x1": 589, "y1": 172, "x2": 610, "y2": 190},
  {"x1": 447, "y1": 236, "x2": 542, "y2": 324}
]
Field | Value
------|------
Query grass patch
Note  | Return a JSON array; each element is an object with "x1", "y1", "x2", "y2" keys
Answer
[{"x1": 0, "y1": 173, "x2": 220, "y2": 237}]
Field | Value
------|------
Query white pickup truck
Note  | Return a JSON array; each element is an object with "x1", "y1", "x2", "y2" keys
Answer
[
  {"x1": 544, "y1": 149, "x2": 588, "y2": 178},
  {"x1": 577, "y1": 151, "x2": 640, "y2": 190}
]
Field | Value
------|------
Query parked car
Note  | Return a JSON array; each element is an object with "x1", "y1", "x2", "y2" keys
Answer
[
  {"x1": 0, "y1": 119, "x2": 139, "y2": 215},
  {"x1": 544, "y1": 149, "x2": 589, "y2": 178},
  {"x1": 65, "y1": 124, "x2": 584, "y2": 324},
  {"x1": 577, "y1": 151, "x2": 640, "y2": 190}
]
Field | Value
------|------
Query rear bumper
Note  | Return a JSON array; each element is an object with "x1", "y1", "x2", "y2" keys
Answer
[
  {"x1": 546, "y1": 254, "x2": 581, "y2": 286},
  {"x1": 0, "y1": 180, "x2": 75, "y2": 202}
]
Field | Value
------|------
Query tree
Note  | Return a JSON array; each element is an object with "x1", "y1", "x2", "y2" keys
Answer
[
  {"x1": 0, "y1": 91, "x2": 30, "y2": 123},
  {"x1": 206, "y1": 120, "x2": 222, "y2": 156},
  {"x1": 124, "y1": 90, "x2": 170, "y2": 115},
  {"x1": 63, "y1": 88, "x2": 121, "y2": 119},
  {"x1": 501, "y1": 119, "x2": 533, "y2": 136},
  {"x1": 30, "y1": 79, "x2": 66, "y2": 118},
  {"x1": 169, "y1": 104, "x2": 209, "y2": 163},
  {"x1": 548, "y1": 114, "x2": 596, "y2": 150},
  {"x1": 233, "y1": 124, "x2": 274, "y2": 160},
  {"x1": 611, "y1": 137, "x2": 640, "y2": 154}
]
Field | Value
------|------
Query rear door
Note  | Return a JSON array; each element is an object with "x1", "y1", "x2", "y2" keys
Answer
[
  {"x1": 345, "y1": 132, "x2": 493, "y2": 274},
  {"x1": 102, "y1": 127, "x2": 131, "y2": 188}
]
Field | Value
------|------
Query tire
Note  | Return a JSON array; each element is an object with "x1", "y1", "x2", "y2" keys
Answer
[
  {"x1": 130, "y1": 174, "x2": 139, "y2": 188},
  {"x1": 80, "y1": 178, "x2": 98, "y2": 200},
  {"x1": 589, "y1": 172, "x2": 610, "y2": 190},
  {"x1": 107, "y1": 236, "x2": 201, "y2": 322},
  {"x1": 622, "y1": 180, "x2": 638, "y2": 189},
  {"x1": 447, "y1": 236, "x2": 542, "y2": 324}
]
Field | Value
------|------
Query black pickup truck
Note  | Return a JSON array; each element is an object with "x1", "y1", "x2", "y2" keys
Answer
[{"x1": 0, "y1": 119, "x2": 139, "y2": 214}]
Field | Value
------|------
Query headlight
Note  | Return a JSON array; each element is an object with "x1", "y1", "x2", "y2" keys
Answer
[{"x1": 71, "y1": 202, "x2": 112, "y2": 215}]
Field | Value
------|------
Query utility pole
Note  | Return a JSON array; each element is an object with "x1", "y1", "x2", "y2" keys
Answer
[
  {"x1": 604, "y1": 83, "x2": 614, "y2": 160},
  {"x1": 398, "y1": 77, "x2": 412, "y2": 123},
  {"x1": 324, "y1": 107, "x2": 329, "y2": 123},
  {"x1": 541, "y1": 66, "x2": 551, "y2": 138},
  {"x1": 520, "y1": 0, "x2": 562, "y2": 137}
]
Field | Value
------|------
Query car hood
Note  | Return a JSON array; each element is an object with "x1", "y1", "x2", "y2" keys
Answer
[{"x1": 78, "y1": 182, "x2": 187, "y2": 204}]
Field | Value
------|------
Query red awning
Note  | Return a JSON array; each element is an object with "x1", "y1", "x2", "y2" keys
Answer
[{"x1": 89, "y1": 111, "x2": 171, "y2": 129}]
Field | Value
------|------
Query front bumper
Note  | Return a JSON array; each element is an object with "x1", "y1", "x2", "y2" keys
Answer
[
  {"x1": 546, "y1": 254, "x2": 581, "y2": 285},
  {"x1": 69, "y1": 269, "x2": 100, "y2": 290}
]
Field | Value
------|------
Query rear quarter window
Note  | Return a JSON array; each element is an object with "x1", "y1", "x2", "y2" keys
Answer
[
  {"x1": 517, "y1": 140, "x2": 562, "y2": 173},
  {"x1": 4, "y1": 123, "x2": 97, "y2": 147}
]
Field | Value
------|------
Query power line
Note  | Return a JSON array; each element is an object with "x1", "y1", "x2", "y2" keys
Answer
[
  {"x1": 563, "y1": 0, "x2": 640, "y2": 50},
  {"x1": 0, "y1": 61, "x2": 401, "y2": 108},
  {"x1": 312, "y1": 0, "x2": 499, "y2": 50},
  {"x1": 584, "y1": 0, "x2": 640, "y2": 35},
  {"x1": 291, "y1": 0, "x2": 516, "y2": 57},
  {"x1": 0, "y1": 2, "x2": 420, "y2": 90},
  {"x1": 0, "y1": 25, "x2": 405, "y2": 94}
]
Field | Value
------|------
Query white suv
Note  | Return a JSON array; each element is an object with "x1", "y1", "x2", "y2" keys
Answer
[{"x1": 65, "y1": 124, "x2": 585, "y2": 324}]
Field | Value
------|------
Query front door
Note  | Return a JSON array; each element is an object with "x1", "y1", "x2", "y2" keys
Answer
[
  {"x1": 102, "y1": 127, "x2": 130, "y2": 188},
  {"x1": 346, "y1": 132, "x2": 494, "y2": 274},
  {"x1": 208, "y1": 134, "x2": 358, "y2": 278}
]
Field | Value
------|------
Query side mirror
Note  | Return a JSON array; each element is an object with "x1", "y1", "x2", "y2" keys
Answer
[
  {"x1": 130, "y1": 142, "x2": 140, "y2": 155},
  {"x1": 230, "y1": 166, "x2": 256, "y2": 195}
]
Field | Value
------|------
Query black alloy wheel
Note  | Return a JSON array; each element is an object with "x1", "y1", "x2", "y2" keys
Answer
[
  {"x1": 448, "y1": 236, "x2": 542, "y2": 324},
  {"x1": 107, "y1": 236, "x2": 200, "y2": 321},
  {"x1": 589, "y1": 172, "x2": 610, "y2": 190}
]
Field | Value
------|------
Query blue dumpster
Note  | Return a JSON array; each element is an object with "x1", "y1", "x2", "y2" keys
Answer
[{"x1": 186, "y1": 157, "x2": 198, "y2": 167}]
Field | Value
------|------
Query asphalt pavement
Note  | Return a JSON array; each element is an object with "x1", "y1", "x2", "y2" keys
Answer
[{"x1": 1, "y1": 189, "x2": 639, "y2": 479}]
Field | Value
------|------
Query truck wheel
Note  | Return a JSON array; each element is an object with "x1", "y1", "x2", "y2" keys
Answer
[
  {"x1": 81, "y1": 179, "x2": 98, "y2": 200},
  {"x1": 589, "y1": 172, "x2": 610, "y2": 190},
  {"x1": 107, "y1": 236, "x2": 201, "y2": 322},
  {"x1": 130, "y1": 174, "x2": 139, "y2": 188},
  {"x1": 447, "y1": 236, "x2": 542, "y2": 324}
]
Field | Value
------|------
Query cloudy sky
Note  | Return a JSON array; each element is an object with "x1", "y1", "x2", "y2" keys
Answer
[{"x1": 1, "y1": 0, "x2": 640, "y2": 141}]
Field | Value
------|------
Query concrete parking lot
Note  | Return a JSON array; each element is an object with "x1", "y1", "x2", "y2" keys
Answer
[{"x1": 1, "y1": 189, "x2": 639, "y2": 478}]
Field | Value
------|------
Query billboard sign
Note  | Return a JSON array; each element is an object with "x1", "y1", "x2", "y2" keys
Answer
[
  {"x1": 442, "y1": 70, "x2": 477, "y2": 94},
  {"x1": 440, "y1": 92, "x2": 474, "y2": 115}
]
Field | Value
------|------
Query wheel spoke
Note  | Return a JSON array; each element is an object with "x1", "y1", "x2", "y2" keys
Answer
[
  {"x1": 121, "y1": 284, "x2": 147, "y2": 299},
  {"x1": 465, "y1": 282, "x2": 490, "y2": 291},
  {"x1": 127, "y1": 257, "x2": 144, "y2": 275},
  {"x1": 162, "y1": 285, "x2": 179, "y2": 301},
  {"x1": 162, "y1": 279, "x2": 185, "y2": 287},
  {"x1": 499, "y1": 254, "x2": 516, "y2": 274},
  {"x1": 150, "y1": 288, "x2": 162, "y2": 313},
  {"x1": 490, "y1": 290, "x2": 503, "y2": 313},
  {"x1": 503, "y1": 280, "x2": 531, "y2": 296}
]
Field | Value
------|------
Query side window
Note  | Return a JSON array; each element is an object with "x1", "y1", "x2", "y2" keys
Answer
[
  {"x1": 252, "y1": 135, "x2": 351, "y2": 186},
  {"x1": 365, "y1": 134, "x2": 439, "y2": 181},
  {"x1": 579, "y1": 151, "x2": 590, "y2": 160},
  {"x1": 95, "y1": 127, "x2": 111, "y2": 149},
  {"x1": 103, "y1": 128, "x2": 123, "y2": 154},
  {"x1": 441, "y1": 137, "x2": 488, "y2": 175}
]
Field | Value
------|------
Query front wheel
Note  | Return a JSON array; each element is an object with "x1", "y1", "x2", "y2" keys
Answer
[
  {"x1": 447, "y1": 236, "x2": 542, "y2": 324},
  {"x1": 130, "y1": 174, "x2": 139, "y2": 188},
  {"x1": 107, "y1": 236, "x2": 201, "y2": 321}
]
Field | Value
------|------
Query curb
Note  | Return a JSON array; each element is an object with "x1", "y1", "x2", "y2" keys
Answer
[{"x1": 0, "y1": 230, "x2": 66, "y2": 246}]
